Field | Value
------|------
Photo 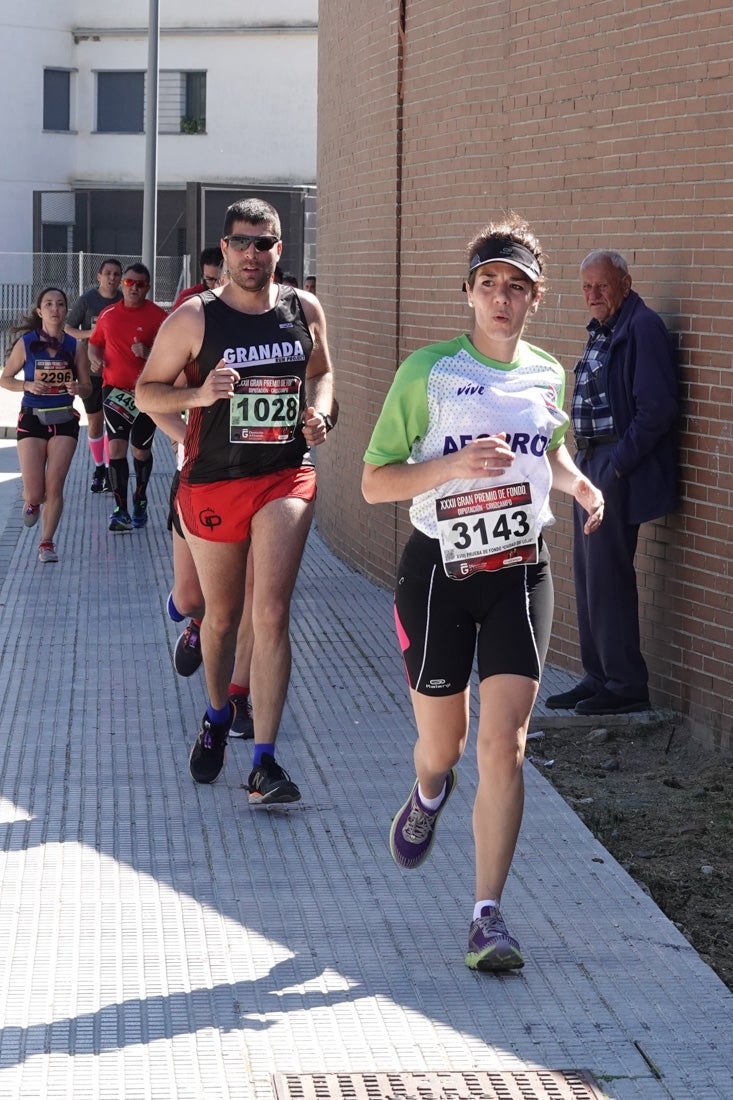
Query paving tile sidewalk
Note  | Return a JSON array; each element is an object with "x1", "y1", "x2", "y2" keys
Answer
[{"x1": 0, "y1": 410, "x2": 730, "y2": 1099}]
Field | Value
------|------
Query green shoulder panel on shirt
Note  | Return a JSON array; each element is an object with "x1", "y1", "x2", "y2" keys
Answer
[
  {"x1": 364, "y1": 335, "x2": 568, "y2": 464},
  {"x1": 520, "y1": 341, "x2": 568, "y2": 450},
  {"x1": 363, "y1": 337, "x2": 463, "y2": 467}
]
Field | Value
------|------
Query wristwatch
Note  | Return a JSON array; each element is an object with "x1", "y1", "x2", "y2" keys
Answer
[{"x1": 319, "y1": 411, "x2": 335, "y2": 433}]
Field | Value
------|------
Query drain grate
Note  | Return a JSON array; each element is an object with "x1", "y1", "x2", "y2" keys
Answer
[{"x1": 273, "y1": 1070, "x2": 607, "y2": 1100}]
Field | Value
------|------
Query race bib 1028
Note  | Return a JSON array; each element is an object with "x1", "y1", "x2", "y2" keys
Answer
[{"x1": 230, "y1": 374, "x2": 302, "y2": 444}]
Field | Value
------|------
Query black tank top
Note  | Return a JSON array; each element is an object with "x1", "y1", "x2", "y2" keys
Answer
[{"x1": 182, "y1": 286, "x2": 314, "y2": 484}]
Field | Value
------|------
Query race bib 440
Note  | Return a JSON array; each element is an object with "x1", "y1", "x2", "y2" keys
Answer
[{"x1": 103, "y1": 387, "x2": 139, "y2": 425}]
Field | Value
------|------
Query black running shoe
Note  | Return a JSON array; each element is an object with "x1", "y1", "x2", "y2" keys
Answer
[
  {"x1": 246, "y1": 753, "x2": 301, "y2": 805},
  {"x1": 174, "y1": 620, "x2": 202, "y2": 676},
  {"x1": 229, "y1": 694, "x2": 254, "y2": 739},
  {"x1": 189, "y1": 705, "x2": 233, "y2": 784},
  {"x1": 90, "y1": 469, "x2": 107, "y2": 494}
]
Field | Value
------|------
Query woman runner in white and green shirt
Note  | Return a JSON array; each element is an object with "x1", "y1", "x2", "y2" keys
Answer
[{"x1": 362, "y1": 213, "x2": 605, "y2": 972}]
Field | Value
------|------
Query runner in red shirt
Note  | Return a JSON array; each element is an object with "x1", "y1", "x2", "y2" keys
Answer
[
  {"x1": 89, "y1": 264, "x2": 167, "y2": 532},
  {"x1": 171, "y1": 246, "x2": 223, "y2": 311}
]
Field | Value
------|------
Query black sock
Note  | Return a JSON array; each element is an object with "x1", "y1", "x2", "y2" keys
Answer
[
  {"x1": 108, "y1": 458, "x2": 129, "y2": 512},
  {"x1": 133, "y1": 455, "x2": 153, "y2": 501}
]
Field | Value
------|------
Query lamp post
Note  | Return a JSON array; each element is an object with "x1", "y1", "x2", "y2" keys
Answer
[{"x1": 142, "y1": 0, "x2": 159, "y2": 292}]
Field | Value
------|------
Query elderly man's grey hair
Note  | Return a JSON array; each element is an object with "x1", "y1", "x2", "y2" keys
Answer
[{"x1": 580, "y1": 249, "x2": 629, "y2": 274}]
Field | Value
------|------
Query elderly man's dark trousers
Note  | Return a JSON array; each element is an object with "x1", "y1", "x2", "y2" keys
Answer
[{"x1": 573, "y1": 444, "x2": 649, "y2": 699}]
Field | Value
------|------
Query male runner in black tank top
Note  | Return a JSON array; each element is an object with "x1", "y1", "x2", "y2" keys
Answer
[{"x1": 137, "y1": 197, "x2": 336, "y2": 804}]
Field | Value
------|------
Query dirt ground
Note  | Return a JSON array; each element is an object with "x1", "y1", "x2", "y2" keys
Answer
[{"x1": 528, "y1": 716, "x2": 733, "y2": 991}]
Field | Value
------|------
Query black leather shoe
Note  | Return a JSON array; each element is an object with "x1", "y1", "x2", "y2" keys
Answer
[
  {"x1": 544, "y1": 684, "x2": 595, "y2": 710},
  {"x1": 574, "y1": 688, "x2": 650, "y2": 715}
]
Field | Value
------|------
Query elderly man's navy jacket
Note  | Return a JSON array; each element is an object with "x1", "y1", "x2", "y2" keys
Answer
[{"x1": 604, "y1": 290, "x2": 678, "y2": 525}]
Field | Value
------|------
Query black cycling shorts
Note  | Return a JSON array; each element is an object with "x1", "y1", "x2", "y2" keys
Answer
[
  {"x1": 394, "y1": 529, "x2": 554, "y2": 696},
  {"x1": 102, "y1": 386, "x2": 156, "y2": 448},
  {"x1": 16, "y1": 406, "x2": 80, "y2": 443},
  {"x1": 82, "y1": 374, "x2": 104, "y2": 415}
]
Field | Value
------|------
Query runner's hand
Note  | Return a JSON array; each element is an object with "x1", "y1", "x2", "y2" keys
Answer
[
  {"x1": 574, "y1": 477, "x2": 604, "y2": 534},
  {"x1": 196, "y1": 363, "x2": 239, "y2": 406},
  {"x1": 302, "y1": 406, "x2": 328, "y2": 447},
  {"x1": 24, "y1": 379, "x2": 52, "y2": 396},
  {"x1": 450, "y1": 434, "x2": 515, "y2": 479}
]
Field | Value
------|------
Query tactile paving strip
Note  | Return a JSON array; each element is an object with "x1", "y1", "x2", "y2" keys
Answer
[{"x1": 272, "y1": 1070, "x2": 608, "y2": 1100}]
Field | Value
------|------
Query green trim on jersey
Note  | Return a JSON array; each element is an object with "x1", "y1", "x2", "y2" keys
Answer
[{"x1": 364, "y1": 334, "x2": 567, "y2": 467}]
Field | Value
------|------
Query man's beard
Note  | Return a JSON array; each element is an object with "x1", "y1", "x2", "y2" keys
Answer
[{"x1": 229, "y1": 265, "x2": 273, "y2": 293}]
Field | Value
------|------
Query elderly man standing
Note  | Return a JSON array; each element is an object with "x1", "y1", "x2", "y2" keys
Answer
[{"x1": 546, "y1": 250, "x2": 678, "y2": 715}]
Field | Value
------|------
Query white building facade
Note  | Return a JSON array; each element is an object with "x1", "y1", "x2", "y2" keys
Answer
[{"x1": 1, "y1": 0, "x2": 318, "y2": 297}]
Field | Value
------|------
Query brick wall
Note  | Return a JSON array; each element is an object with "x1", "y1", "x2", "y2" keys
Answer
[{"x1": 316, "y1": 0, "x2": 733, "y2": 751}]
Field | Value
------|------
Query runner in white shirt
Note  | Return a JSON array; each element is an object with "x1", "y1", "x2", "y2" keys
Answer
[{"x1": 362, "y1": 213, "x2": 605, "y2": 972}]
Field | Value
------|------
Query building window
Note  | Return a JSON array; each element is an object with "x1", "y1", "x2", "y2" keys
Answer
[
  {"x1": 44, "y1": 69, "x2": 71, "y2": 131},
  {"x1": 97, "y1": 71, "x2": 144, "y2": 133},
  {"x1": 159, "y1": 71, "x2": 207, "y2": 134}
]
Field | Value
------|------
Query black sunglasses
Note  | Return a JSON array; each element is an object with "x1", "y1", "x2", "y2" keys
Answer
[{"x1": 224, "y1": 234, "x2": 280, "y2": 252}]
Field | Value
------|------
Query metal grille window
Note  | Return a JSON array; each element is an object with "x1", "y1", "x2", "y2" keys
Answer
[
  {"x1": 43, "y1": 69, "x2": 71, "y2": 132},
  {"x1": 159, "y1": 71, "x2": 207, "y2": 134},
  {"x1": 97, "y1": 71, "x2": 144, "y2": 133}
]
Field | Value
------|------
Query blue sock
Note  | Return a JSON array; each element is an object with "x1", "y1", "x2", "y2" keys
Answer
[
  {"x1": 252, "y1": 743, "x2": 275, "y2": 766},
  {"x1": 167, "y1": 592, "x2": 184, "y2": 622},
  {"x1": 207, "y1": 702, "x2": 232, "y2": 726}
]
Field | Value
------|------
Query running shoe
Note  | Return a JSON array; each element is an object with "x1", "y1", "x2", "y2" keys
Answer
[
  {"x1": 465, "y1": 905, "x2": 525, "y2": 972},
  {"x1": 174, "y1": 620, "x2": 202, "y2": 676},
  {"x1": 90, "y1": 469, "x2": 107, "y2": 494},
  {"x1": 132, "y1": 496, "x2": 148, "y2": 529},
  {"x1": 389, "y1": 768, "x2": 457, "y2": 869},
  {"x1": 23, "y1": 503, "x2": 40, "y2": 527},
  {"x1": 38, "y1": 540, "x2": 58, "y2": 564},
  {"x1": 189, "y1": 704, "x2": 234, "y2": 784},
  {"x1": 229, "y1": 693, "x2": 254, "y2": 739},
  {"x1": 246, "y1": 753, "x2": 301, "y2": 805},
  {"x1": 109, "y1": 508, "x2": 133, "y2": 533}
]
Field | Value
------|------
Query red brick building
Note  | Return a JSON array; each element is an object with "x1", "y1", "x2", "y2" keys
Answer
[{"x1": 314, "y1": 1, "x2": 733, "y2": 751}]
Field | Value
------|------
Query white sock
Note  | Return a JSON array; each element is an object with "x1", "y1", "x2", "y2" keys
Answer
[
  {"x1": 417, "y1": 780, "x2": 446, "y2": 812},
  {"x1": 473, "y1": 899, "x2": 499, "y2": 921}
]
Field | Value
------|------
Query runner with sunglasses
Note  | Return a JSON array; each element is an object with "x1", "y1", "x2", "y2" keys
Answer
[
  {"x1": 0, "y1": 286, "x2": 91, "y2": 562},
  {"x1": 362, "y1": 214, "x2": 604, "y2": 972},
  {"x1": 136, "y1": 197, "x2": 336, "y2": 804},
  {"x1": 88, "y1": 263, "x2": 167, "y2": 532}
]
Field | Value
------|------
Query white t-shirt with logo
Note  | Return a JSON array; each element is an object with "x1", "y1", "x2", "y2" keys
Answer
[{"x1": 364, "y1": 334, "x2": 568, "y2": 539}]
